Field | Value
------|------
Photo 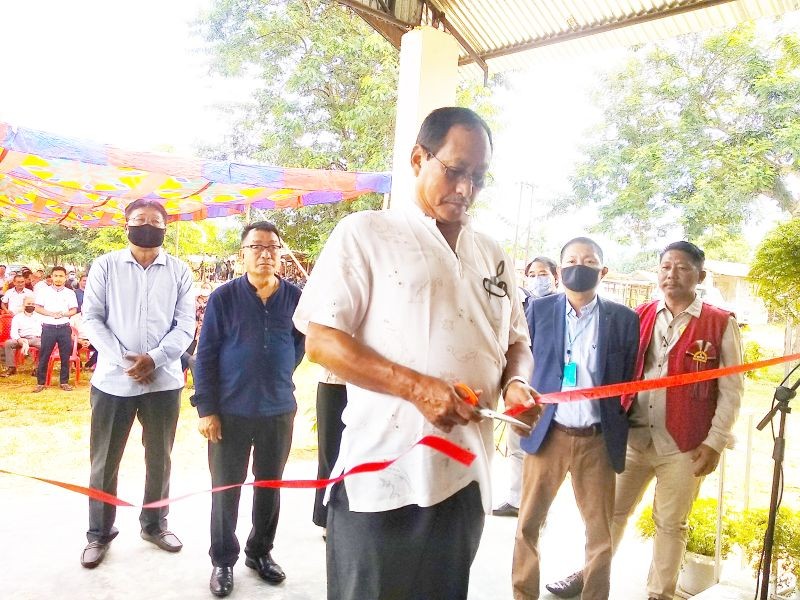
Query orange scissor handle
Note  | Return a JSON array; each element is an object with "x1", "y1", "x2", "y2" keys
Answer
[{"x1": 454, "y1": 382, "x2": 479, "y2": 406}]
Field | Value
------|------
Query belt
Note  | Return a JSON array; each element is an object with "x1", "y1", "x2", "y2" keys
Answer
[
  {"x1": 552, "y1": 422, "x2": 602, "y2": 437},
  {"x1": 43, "y1": 322, "x2": 71, "y2": 328}
]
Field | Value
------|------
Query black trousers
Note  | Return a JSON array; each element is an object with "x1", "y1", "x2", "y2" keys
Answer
[
  {"x1": 86, "y1": 386, "x2": 181, "y2": 543},
  {"x1": 37, "y1": 323, "x2": 72, "y2": 385},
  {"x1": 326, "y1": 481, "x2": 485, "y2": 600},
  {"x1": 209, "y1": 411, "x2": 295, "y2": 567},
  {"x1": 313, "y1": 382, "x2": 347, "y2": 527}
]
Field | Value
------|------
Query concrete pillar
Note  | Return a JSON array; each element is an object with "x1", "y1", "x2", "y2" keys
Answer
[{"x1": 388, "y1": 26, "x2": 460, "y2": 208}]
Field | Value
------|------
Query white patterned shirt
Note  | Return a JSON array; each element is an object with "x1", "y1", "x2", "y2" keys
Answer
[{"x1": 293, "y1": 206, "x2": 530, "y2": 514}]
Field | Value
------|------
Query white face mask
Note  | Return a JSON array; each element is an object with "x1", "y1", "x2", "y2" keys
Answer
[{"x1": 528, "y1": 274, "x2": 555, "y2": 298}]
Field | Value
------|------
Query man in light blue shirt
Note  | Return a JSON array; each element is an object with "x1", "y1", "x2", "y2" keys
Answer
[
  {"x1": 512, "y1": 237, "x2": 639, "y2": 600},
  {"x1": 80, "y1": 199, "x2": 195, "y2": 570}
]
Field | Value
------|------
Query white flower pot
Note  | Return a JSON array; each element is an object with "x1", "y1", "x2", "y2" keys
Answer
[{"x1": 677, "y1": 552, "x2": 716, "y2": 597}]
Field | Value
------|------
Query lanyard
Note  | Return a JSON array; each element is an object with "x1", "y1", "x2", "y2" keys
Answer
[{"x1": 566, "y1": 310, "x2": 594, "y2": 363}]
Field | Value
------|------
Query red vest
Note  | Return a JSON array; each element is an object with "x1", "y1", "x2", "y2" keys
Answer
[{"x1": 624, "y1": 300, "x2": 730, "y2": 452}]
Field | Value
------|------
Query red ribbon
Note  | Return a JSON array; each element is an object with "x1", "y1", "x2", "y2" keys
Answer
[
  {"x1": 504, "y1": 351, "x2": 800, "y2": 417},
  {"x1": 0, "y1": 435, "x2": 475, "y2": 509},
  {"x1": 3, "y1": 352, "x2": 800, "y2": 507}
]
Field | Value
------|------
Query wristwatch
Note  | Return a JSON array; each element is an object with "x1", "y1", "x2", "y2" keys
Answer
[{"x1": 501, "y1": 376, "x2": 529, "y2": 397}]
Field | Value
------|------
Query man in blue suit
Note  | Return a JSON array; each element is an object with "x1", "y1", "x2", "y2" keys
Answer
[{"x1": 511, "y1": 237, "x2": 639, "y2": 600}]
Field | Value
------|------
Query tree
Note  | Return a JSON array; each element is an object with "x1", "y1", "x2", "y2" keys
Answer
[
  {"x1": 0, "y1": 218, "x2": 97, "y2": 269},
  {"x1": 750, "y1": 218, "x2": 800, "y2": 363},
  {"x1": 199, "y1": 0, "x2": 397, "y2": 257},
  {"x1": 199, "y1": 0, "x2": 500, "y2": 258},
  {"x1": 568, "y1": 23, "x2": 800, "y2": 254}
]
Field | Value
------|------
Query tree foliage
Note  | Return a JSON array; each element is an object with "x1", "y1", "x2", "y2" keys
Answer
[
  {"x1": 0, "y1": 216, "x2": 239, "y2": 271},
  {"x1": 569, "y1": 23, "x2": 800, "y2": 251},
  {"x1": 199, "y1": 0, "x2": 499, "y2": 258},
  {"x1": 0, "y1": 217, "x2": 96, "y2": 269},
  {"x1": 750, "y1": 217, "x2": 800, "y2": 321},
  {"x1": 199, "y1": 0, "x2": 398, "y2": 257}
]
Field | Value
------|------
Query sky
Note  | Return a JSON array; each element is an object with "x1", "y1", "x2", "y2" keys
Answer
[{"x1": 0, "y1": 0, "x2": 233, "y2": 153}]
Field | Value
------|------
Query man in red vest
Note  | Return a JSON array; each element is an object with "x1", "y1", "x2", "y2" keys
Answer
[{"x1": 546, "y1": 241, "x2": 743, "y2": 600}]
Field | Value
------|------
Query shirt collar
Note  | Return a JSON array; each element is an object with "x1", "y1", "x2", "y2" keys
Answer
[
  {"x1": 565, "y1": 294, "x2": 599, "y2": 318},
  {"x1": 401, "y1": 201, "x2": 474, "y2": 229},
  {"x1": 656, "y1": 293, "x2": 702, "y2": 318},
  {"x1": 123, "y1": 247, "x2": 166, "y2": 266}
]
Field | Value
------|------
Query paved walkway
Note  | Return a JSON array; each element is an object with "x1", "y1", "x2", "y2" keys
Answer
[{"x1": 1, "y1": 453, "x2": 754, "y2": 599}]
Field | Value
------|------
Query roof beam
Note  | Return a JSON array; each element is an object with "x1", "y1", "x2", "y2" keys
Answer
[
  {"x1": 436, "y1": 11, "x2": 490, "y2": 84},
  {"x1": 338, "y1": 0, "x2": 413, "y2": 32},
  {"x1": 458, "y1": 0, "x2": 738, "y2": 66}
]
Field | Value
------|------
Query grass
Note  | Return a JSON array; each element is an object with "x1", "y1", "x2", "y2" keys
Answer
[
  {"x1": 1, "y1": 325, "x2": 798, "y2": 512},
  {"x1": 0, "y1": 357, "x2": 325, "y2": 486}
]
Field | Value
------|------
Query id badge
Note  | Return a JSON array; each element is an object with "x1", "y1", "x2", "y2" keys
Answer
[{"x1": 563, "y1": 362, "x2": 578, "y2": 387}]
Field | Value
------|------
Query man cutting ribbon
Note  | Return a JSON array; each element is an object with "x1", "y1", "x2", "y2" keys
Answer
[{"x1": 293, "y1": 107, "x2": 537, "y2": 600}]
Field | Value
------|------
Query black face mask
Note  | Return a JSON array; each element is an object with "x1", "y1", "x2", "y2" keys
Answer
[
  {"x1": 127, "y1": 224, "x2": 166, "y2": 249},
  {"x1": 561, "y1": 265, "x2": 601, "y2": 293},
  {"x1": 24, "y1": 306, "x2": 36, "y2": 314}
]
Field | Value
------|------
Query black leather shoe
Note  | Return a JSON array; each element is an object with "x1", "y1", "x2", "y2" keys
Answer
[
  {"x1": 140, "y1": 528, "x2": 183, "y2": 552},
  {"x1": 245, "y1": 553, "x2": 286, "y2": 584},
  {"x1": 545, "y1": 571, "x2": 584, "y2": 598},
  {"x1": 80, "y1": 541, "x2": 110, "y2": 569},
  {"x1": 492, "y1": 502, "x2": 519, "y2": 517},
  {"x1": 210, "y1": 566, "x2": 234, "y2": 597}
]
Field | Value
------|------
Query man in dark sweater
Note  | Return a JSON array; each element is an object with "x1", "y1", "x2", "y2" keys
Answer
[{"x1": 192, "y1": 221, "x2": 305, "y2": 598}]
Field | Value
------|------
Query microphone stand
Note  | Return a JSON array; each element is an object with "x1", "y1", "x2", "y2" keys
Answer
[{"x1": 756, "y1": 377, "x2": 798, "y2": 599}]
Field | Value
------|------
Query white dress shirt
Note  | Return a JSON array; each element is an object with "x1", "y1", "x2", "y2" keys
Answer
[
  {"x1": 35, "y1": 285, "x2": 77, "y2": 325},
  {"x1": 2, "y1": 287, "x2": 29, "y2": 314},
  {"x1": 10, "y1": 311, "x2": 43, "y2": 339},
  {"x1": 294, "y1": 206, "x2": 530, "y2": 514}
]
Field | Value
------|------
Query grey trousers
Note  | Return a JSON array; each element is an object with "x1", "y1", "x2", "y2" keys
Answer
[
  {"x1": 326, "y1": 480, "x2": 485, "y2": 600},
  {"x1": 86, "y1": 385, "x2": 181, "y2": 543},
  {"x1": 3, "y1": 336, "x2": 40, "y2": 368}
]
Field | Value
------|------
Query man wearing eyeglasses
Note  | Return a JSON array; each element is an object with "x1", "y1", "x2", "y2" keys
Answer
[
  {"x1": 192, "y1": 221, "x2": 304, "y2": 598},
  {"x1": 80, "y1": 199, "x2": 195, "y2": 569},
  {"x1": 294, "y1": 107, "x2": 537, "y2": 600}
]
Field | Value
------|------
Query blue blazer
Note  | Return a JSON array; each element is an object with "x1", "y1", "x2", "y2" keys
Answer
[{"x1": 520, "y1": 293, "x2": 639, "y2": 473}]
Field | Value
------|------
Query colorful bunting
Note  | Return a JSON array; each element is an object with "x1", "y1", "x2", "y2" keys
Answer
[{"x1": 0, "y1": 122, "x2": 391, "y2": 227}]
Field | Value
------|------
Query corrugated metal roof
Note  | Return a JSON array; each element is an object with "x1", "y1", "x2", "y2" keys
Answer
[{"x1": 340, "y1": 0, "x2": 800, "y2": 78}]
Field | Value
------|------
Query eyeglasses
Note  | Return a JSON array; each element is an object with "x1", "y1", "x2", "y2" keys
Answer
[
  {"x1": 127, "y1": 216, "x2": 166, "y2": 228},
  {"x1": 241, "y1": 244, "x2": 283, "y2": 255},
  {"x1": 421, "y1": 146, "x2": 487, "y2": 190}
]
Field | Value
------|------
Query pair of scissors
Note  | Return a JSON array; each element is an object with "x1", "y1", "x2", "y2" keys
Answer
[{"x1": 454, "y1": 383, "x2": 532, "y2": 432}]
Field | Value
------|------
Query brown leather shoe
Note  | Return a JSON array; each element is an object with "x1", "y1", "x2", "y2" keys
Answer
[
  {"x1": 140, "y1": 528, "x2": 183, "y2": 552},
  {"x1": 60, "y1": 383, "x2": 74, "y2": 391},
  {"x1": 32, "y1": 384, "x2": 46, "y2": 393},
  {"x1": 80, "y1": 541, "x2": 110, "y2": 568},
  {"x1": 545, "y1": 571, "x2": 584, "y2": 598}
]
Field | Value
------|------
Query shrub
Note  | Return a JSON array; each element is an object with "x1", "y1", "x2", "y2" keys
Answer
[{"x1": 635, "y1": 497, "x2": 735, "y2": 558}]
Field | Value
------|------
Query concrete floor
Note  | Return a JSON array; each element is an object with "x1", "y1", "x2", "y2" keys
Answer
[{"x1": 0, "y1": 455, "x2": 754, "y2": 600}]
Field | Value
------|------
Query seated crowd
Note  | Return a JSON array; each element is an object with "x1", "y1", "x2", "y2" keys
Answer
[{"x1": 1, "y1": 265, "x2": 93, "y2": 386}]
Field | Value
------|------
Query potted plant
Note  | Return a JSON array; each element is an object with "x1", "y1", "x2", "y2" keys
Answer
[
  {"x1": 636, "y1": 497, "x2": 736, "y2": 596},
  {"x1": 734, "y1": 506, "x2": 800, "y2": 599}
]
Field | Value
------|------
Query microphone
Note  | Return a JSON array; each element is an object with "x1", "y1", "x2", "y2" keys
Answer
[{"x1": 774, "y1": 377, "x2": 800, "y2": 403}]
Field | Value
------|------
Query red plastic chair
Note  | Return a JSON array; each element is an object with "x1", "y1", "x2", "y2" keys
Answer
[
  {"x1": 0, "y1": 314, "x2": 12, "y2": 344},
  {"x1": 44, "y1": 328, "x2": 81, "y2": 385},
  {"x1": 14, "y1": 344, "x2": 40, "y2": 370}
]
